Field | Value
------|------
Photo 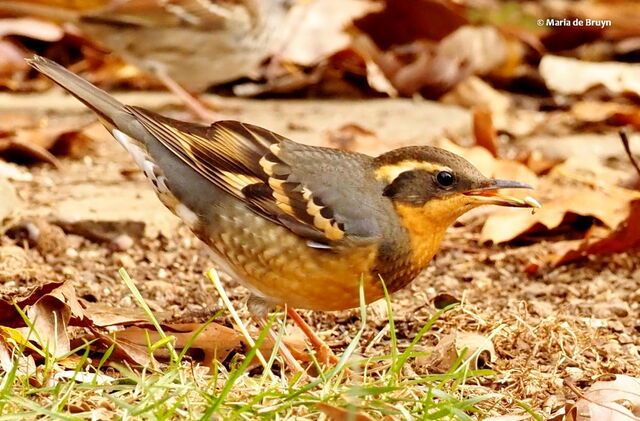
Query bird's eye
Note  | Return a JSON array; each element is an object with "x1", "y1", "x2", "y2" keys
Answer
[{"x1": 435, "y1": 171, "x2": 455, "y2": 188}]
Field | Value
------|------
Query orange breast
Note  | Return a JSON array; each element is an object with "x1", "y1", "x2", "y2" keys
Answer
[
  {"x1": 200, "y1": 195, "x2": 469, "y2": 312},
  {"x1": 380, "y1": 196, "x2": 472, "y2": 292},
  {"x1": 203, "y1": 209, "x2": 384, "y2": 311}
]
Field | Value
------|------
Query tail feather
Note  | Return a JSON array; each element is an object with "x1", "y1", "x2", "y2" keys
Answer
[{"x1": 27, "y1": 55, "x2": 125, "y2": 128}]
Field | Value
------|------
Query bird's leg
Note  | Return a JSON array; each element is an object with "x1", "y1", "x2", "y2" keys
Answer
[
  {"x1": 153, "y1": 67, "x2": 223, "y2": 123},
  {"x1": 286, "y1": 307, "x2": 339, "y2": 365}
]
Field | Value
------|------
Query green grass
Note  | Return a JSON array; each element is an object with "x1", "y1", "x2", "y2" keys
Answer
[{"x1": 0, "y1": 269, "x2": 507, "y2": 420}]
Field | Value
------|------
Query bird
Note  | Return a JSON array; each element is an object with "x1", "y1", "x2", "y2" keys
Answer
[
  {"x1": 28, "y1": 55, "x2": 539, "y2": 367},
  {"x1": 1, "y1": 0, "x2": 293, "y2": 120}
]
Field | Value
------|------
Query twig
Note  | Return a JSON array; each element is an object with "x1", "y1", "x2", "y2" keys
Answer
[{"x1": 620, "y1": 131, "x2": 640, "y2": 177}]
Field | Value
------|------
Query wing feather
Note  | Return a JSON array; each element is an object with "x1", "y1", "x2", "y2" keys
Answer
[{"x1": 128, "y1": 106, "x2": 379, "y2": 246}]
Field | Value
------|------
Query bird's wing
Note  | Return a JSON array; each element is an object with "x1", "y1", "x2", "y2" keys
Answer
[{"x1": 128, "y1": 107, "x2": 382, "y2": 247}]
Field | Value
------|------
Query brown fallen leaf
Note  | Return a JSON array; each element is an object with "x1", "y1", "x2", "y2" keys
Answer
[
  {"x1": 80, "y1": 302, "x2": 149, "y2": 328},
  {"x1": 570, "y1": 375, "x2": 640, "y2": 421},
  {"x1": 416, "y1": 331, "x2": 496, "y2": 374},
  {"x1": 0, "y1": 17, "x2": 64, "y2": 41},
  {"x1": 0, "y1": 331, "x2": 36, "y2": 378},
  {"x1": 352, "y1": 25, "x2": 508, "y2": 98},
  {"x1": 0, "y1": 136, "x2": 60, "y2": 167},
  {"x1": 90, "y1": 329, "x2": 153, "y2": 368},
  {"x1": 316, "y1": 402, "x2": 377, "y2": 421},
  {"x1": 472, "y1": 106, "x2": 498, "y2": 157},
  {"x1": 540, "y1": 55, "x2": 640, "y2": 97},
  {"x1": 442, "y1": 76, "x2": 545, "y2": 138},
  {"x1": 481, "y1": 166, "x2": 640, "y2": 244},
  {"x1": 568, "y1": 1, "x2": 640, "y2": 41},
  {"x1": 432, "y1": 293, "x2": 460, "y2": 309},
  {"x1": 115, "y1": 322, "x2": 243, "y2": 366},
  {"x1": 553, "y1": 199, "x2": 640, "y2": 265},
  {"x1": 353, "y1": 0, "x2": 467, "y2": 50},
  {"x1": 279, "y1": 0, "x2": 377, "y2": 67},
  {"x1": 0, "y1": 39, "x2": 28, "y2": 78},
  {"x1": 0, "y1": 279, "x2": 66, "y2": 327},
  {"x1": 24, "y1": 283, "x2": 83, "y2": 358},
  {"x1": 0, "y1": 112, "x2": 97, "y2": 164},
  {"x1": 253, "y1": 328, "x2": 311, "y2": 367}
]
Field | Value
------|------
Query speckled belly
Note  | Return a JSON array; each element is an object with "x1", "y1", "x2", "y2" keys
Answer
[{"x1": 199, "y1": 204, "x2": 383, "y2": 311}]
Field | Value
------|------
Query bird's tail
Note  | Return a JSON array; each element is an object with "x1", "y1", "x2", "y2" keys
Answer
[{"x1": 27, "y1": 55, "x2": 125, "y2": 129}]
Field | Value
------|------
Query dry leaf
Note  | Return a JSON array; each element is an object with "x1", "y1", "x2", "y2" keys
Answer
[
  {"x1": 24, "y1": 291, "x2": 73, "y2": 358},
  {"x1": 115, "y1": 322, "x2": 243, "y2": 366},
  {"x1": 442, "y1": 76, "x2": 545, "y2": 137},
  {"x1": 0, "y1": 39, "x2": 28, "y2": 77},
  {"x1": 92, "y1": 329, "x2": 153, "y2": 367},
  {"x1": 21, "y1": 282, "x2": 91, "y2": 358},
  {"x1": 472, "y1": 106, "x2": 498, "y2": 157},
  {"x1": 540, "y1": 55, "x2": 640, "y2": 96},
  {"x1": 481, "y1": 170, "x2": 640, "y2": 244},
  {"x1": 432, "y1": 293, "x2": 460, "y2": 309},
  {"x1": 0, "y1": 114, "x2": 96, "y2": 165},
  {"x1": 354, "y1": 25, "x2": 508, "y2": 98},
  {"x1": 0, "y1": 177, "x2": 20, "y2": 222},
  {"x1": 554, "y1": 199, "x2": 640, "y2": 265},
  {"x1": 279, "y1": 0, "x2": 376, "y2": 66},
  {"x1": 0, "y1": 333, "x2": 36, "y2": 377},
  {"x1": 437, "y1": 26, "x2": 508, "y2": 76},
  {"x1": 80, "y1": 302, "x2": 148, "y2": 328},
  {"x1": 574, "y1": 375, "x2": 640, "y2": 421},
  {"x1": 417, "y1": 331, "x2": 496, "y2": 373},
  {"x1": 316, "y1": 402, "x2": 376, "y2": 421},
  {"x1": 354, "y1": 0, "x2": 467, "y2": 50},
  {"x1": 254, "y1": 328, "x2": 311, "y2": 367},
  {"x1": 0, "y1": 17, "x2": 64, "y2": 41},
  {"x1": 0, "y1": 279, "x2": 66, "y2": 327}
]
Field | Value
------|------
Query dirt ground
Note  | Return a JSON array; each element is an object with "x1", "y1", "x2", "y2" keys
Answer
[{"x1": 1, "y1": 92, "x2": 639, "y2": 416}]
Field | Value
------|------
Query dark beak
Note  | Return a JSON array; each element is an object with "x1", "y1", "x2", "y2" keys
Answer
[{"x1": 463, "y1": 179, "x2": 541, "y2": 208}]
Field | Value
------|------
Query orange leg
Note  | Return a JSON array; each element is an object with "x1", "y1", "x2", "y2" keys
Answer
[{"x1": 286, "y1": 307, "x2": 339, "y2": 365}]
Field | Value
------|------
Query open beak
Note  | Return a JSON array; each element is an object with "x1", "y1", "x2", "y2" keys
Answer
[{"x1": 463, "y1": 179, "x2": 541, "y2": 208}]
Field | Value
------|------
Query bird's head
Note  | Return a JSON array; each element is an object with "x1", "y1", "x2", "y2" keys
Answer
[{"x1": 375, "y1": 146, "x2": 540, "y2": 227}]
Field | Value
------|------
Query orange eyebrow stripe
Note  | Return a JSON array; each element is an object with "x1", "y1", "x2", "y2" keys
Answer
[{"x1": 375, "y1": 160, "x2": 452, "y2": 183}]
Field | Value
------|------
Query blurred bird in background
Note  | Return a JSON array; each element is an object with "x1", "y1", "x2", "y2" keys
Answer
[{"x1": 0, "y1": 0, "x2": 295, "y2": 120}]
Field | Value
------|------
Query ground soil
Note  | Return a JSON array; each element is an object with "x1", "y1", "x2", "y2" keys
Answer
[{"x1": 1, "y1": 93, "x2": 638, "y2": 416}]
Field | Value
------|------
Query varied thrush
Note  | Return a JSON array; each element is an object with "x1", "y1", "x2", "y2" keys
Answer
[{"x1": 29, "y1": 56, "x2": 538, "y2": 360}]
